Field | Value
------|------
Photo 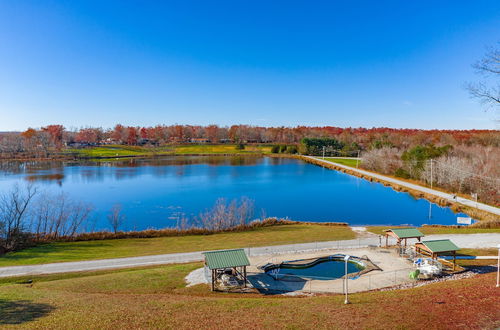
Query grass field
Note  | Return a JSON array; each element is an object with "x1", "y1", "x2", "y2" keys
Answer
[
  {"x1": 323, "y1": 157, "x2": 360, "y2": 167},
  {"x1": 0, "y1": 261, "x2": 498, "y2": 328},
  {"x1": 366, "y1": 226, "x2": 500, "y2": 236},
  {"x1": 172, "y1": 144, "x2": 272, "y2": 154},
  {"x1": 66, "y1": 144, "x2": 272, "y2": 158},
  {"x1": 0, "y1": 224, "x2": 355, "y2": 267}
]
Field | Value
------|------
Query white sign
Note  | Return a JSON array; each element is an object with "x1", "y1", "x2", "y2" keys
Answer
[{"x1": 457, "y1": 217, "x2": 472, "y2": 225}]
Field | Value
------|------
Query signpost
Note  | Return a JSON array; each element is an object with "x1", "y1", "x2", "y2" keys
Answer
[{"x1": 457, "y1": 217, "x2": 472, "y2": 225}]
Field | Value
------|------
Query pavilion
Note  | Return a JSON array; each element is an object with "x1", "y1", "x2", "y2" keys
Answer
[
  {"x1": 384, "y1": 228, "x2": 425, "y2": 247},
  {"x1": 203, "y1": 248, "x2": 250, "y2": 291},
  {"x1": 415, "y1": 239, "x2": 460, "y2": 270}
]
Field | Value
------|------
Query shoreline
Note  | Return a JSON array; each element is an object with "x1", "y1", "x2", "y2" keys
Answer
[
  {"x1": 298, "y1": 155, "x2": 499, "y2": 222},
  {"x1": 1, "y1": 152, "x2": 497, "y2": 223}
]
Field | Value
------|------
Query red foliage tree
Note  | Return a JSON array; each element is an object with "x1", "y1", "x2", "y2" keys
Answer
[
  {"x1": 126, "y1": 127, "x2": 138, "y2": 145},
  {"x1": 41, "y1": 125, "x2": 65, "y2": 150}
]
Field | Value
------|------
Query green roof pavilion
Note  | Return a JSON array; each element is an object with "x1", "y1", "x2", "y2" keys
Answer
[
  {"x1": 415, "y1": 239, "x2": 460, "y2": 270},
  {"x1": 203, "y1": 249, "x2": 250, "y2": 291},
  {"x1": 384, "y1": 228, "x2": 425, "y2": 247}
]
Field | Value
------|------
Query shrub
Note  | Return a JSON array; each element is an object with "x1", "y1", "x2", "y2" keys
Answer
[
  {"x1": 279, "y1": 145, "x2": 287, "y2": 153},
  {"x1": 271, "y1": 145, "x2": 280, "y2": 153},
  {"x1": 235, "y1": 143, "x2": 245, "y2": 150},
  {"x1": 395, "y1": 167, "x2": 411, "y2": 179},
  {"x1": 300, "y1": 138, "x2": 344, "y2": 155},
  {"x1": 286, "y1": 145, "x2": 298, "y2": 154}
]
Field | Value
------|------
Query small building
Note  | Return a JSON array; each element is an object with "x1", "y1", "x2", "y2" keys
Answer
[
  {"x1": 384, "y1": 228, "x2": 424, "y2": 247},
  {"x1": 415, "y1": 239, "x2": 460, "y2": 270},
  {"x1": 190, "y1": 138, "x2": 210, "y2": 143},
  {"x1": 203, "y1": 249, "x2": 250, "y2": 291}
]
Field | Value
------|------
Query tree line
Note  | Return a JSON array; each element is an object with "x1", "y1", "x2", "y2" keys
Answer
[
  {"x1": 0, "y1": 124, "x2": 498, "y2": 158},
  {"x1": 0, "y1": 184, "x2": 260, "y2": 254}
]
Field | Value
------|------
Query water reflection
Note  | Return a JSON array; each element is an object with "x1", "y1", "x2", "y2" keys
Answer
[
  {"x1": 0, "y1": 155, "x2": 470, "y2": 231},
  {"x1": 0, "y1": 156, "x2": 265, "y2": 184}
]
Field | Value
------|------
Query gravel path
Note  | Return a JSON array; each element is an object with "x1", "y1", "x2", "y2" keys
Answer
[{"x1": 1, "y1": 233, "x2": 498, "y2": 278}]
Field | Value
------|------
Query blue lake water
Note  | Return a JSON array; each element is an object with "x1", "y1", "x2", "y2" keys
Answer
[{"x1": 0, "y1": 156, "x2": 470, "y2": 231}]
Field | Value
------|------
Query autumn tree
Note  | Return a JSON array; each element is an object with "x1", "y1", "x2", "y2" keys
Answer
[
  {"x1": 41, "y1": 125, "x2": 65, "y2": 150},
  {"x1": 111, "y1": 124, "x2": 127, "y2": 143},
  {"x1": 126, "y1": 127, "x2": 138, "y2": 145},
  {"x1": 75, "y1": 128, "x2": 101, "y2": 144}
]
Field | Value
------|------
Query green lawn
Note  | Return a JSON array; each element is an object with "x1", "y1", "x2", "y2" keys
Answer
[
  {"x1": 0, "y1": 261, "x2": 498, "y2": 329},
  {"x1": 0, "y1": 224, "x2": 355, "y2": 267},
  {"x1": 366, "y1": 226, "x2": 500, "y2": 236},
  {"x1": 172, "y1": 144, "x2": 272, "y2": 154},
  {"x1": 66, "y1": 144, "x2": 272, "y2": 158},
  {"x1": 323, "y1": 157, "x2": 360, "y2": 167}
]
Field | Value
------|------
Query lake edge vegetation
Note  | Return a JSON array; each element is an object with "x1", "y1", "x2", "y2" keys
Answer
[{"x1": 0, "y1": 184, "x2": 353, "y2": 256}]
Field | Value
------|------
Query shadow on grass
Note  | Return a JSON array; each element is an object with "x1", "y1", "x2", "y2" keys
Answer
[
  {"x1": 469, "y1": 265, "x2": 498, "y2": 274},
  {"x1": 0, "y1": 299, "x2": 55, "y2": 324}
]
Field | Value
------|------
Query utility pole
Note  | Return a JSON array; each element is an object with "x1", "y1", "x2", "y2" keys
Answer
[
  {"x1": 322, "y1": 146, "x2": 325, "y2": 159},
  {"x1": 344, "y1": 255, "x2": 351, "y2": 304},
  {"x1": 356, "y1": 150, "x2": 360, "y2": 168}
]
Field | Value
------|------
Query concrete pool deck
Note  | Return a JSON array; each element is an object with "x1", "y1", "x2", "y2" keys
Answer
[{"x1": 247, "y1": 247, "x2": 415, "y2": 294}]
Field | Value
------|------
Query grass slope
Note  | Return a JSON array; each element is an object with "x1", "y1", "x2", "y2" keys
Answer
[
  {"x1": 367, "y1": 226, "x2": 500, "y2": 236},
  {"x1": 0, "y1": 224, "x2": 355, "y2": 267},
  {"x1": 0, "y1": 262, "x2": 498, "y2": 329},
  {"x1": 324, "y1": 157, "x2": 360, "y2": 167},
  {"x1": 66, "y1": 144, "x2": 272, "y2": 158}
]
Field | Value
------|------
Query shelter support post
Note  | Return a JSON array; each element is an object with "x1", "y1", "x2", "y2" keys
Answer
[{"x1": 211, "y1": 269, "x2": 215, "y2": 291}]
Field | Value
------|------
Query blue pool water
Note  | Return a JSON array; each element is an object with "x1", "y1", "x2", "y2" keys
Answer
[
  {"x1": 265, "y1": 258, "x2": 363, "y2": 280},
  {"x1": 0, "y1": 156, "x2": 471, "y2": 231}
]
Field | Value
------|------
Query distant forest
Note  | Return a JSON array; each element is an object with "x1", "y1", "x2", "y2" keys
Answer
[
  {"x1": 0, "y1": 124, "x2": 498, "y2": 150},
  {"x1": 1, "y1": 124, "x2": 498, "y2": 206}
]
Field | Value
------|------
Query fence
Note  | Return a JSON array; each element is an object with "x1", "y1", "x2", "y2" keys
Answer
[
  {"x1": 243, "y1": 236, "x2": 390, "y2": 259},
  {"x1": 244, "y1": 267, "x2": 416, "y2": 294}
]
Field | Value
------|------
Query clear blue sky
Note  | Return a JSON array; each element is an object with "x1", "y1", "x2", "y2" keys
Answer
[{"x1": 0, "y1": 1, "x2": 499, "y2": 131}]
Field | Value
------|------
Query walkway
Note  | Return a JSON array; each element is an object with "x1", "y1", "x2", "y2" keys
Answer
[
  {"x1": 306, "y1": 156, "x2": 500, "y2": 216},
  {"x1": 1, "y1": 233, "x2": 498, "y2": 278}
]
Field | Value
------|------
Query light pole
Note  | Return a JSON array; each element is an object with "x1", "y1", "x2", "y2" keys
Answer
[
  {"x1": 322, "y1": 146, "x2": 325, "y2": 159},
  {"x1": 496, "y1": 244, "x2": 500, "y2": 288},
  {"x1": 472, "y1": 193, "x2": 478, "y2": 209},
  {"x1": 356, "y1": 150, "x2": 360, "y2": 168},
  {"x1": 344, "y1": 255, "x2": 351, "y2": 304},
  {"x1": 430, "y1": 159, "x2": 433, "y2": 190}
]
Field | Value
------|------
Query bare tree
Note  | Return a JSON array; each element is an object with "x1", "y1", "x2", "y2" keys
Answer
[
  {"x1": 361, "y1": 147, "x2": 403, "y2": 175},
  {"x1": 197, "y1": 197, "x2": 255, "y2": 231},
  {"x1": 107, "y1": 204, "x2": 126, "y2": 233},
  {"x1": 30, "y1": 193, "x2": 93, "y2": 239},
  {"x1": 0, "y1": 184, "x2": 37, "y2": 251},
  {"x1": 467, "y1": 44, "x2": 500, "y2": 109}
]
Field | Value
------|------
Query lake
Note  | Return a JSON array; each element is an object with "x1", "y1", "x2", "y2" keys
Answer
[{"x1": 0, "y1": 156, "x2": 470, "y2": 231}]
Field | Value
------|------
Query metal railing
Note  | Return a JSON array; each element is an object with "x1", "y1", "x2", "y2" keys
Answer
[
  {"x1": 243, "y1": 236, "x2": 391, "y2": 259},
  {"x1": 246, "y1": 267, "x2": 416, "y2": 294}
]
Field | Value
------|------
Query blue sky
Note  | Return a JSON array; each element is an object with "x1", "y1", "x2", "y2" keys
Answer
[{"x1": 0, "y1": 1, "x2": 499, "y2": 131}]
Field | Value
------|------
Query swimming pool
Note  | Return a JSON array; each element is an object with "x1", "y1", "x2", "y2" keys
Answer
[{"x1": 263, "y1": 255, "x2": 375, "y2": 281}]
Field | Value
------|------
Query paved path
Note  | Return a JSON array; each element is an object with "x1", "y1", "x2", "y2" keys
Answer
[
  {"x1": 306, "y1": 156, "x2": 500, "y2": 216},
  {"x1": 1, "y1": 234, "x2": 498, "y2": 278}
]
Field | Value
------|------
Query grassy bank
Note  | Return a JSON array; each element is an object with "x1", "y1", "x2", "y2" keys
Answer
[
  {"x1": 66, "y1": 144, "x2": 272, "y2": 158},
  {"x1": 0, "y1": 224, "x2": 354, "y2": 267},
  {"x1": 366, "y1": 226, "x2": 500, "y2": 236},
  {"x1": 324, "y1": 157, "x2": 360, "y2": 167},
  {"x1": 304, "y1": 156, "x2": 499, "y2": 221},
  {"x1": 0, "y1": 261, "x2": 498, "y2": 329}
]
